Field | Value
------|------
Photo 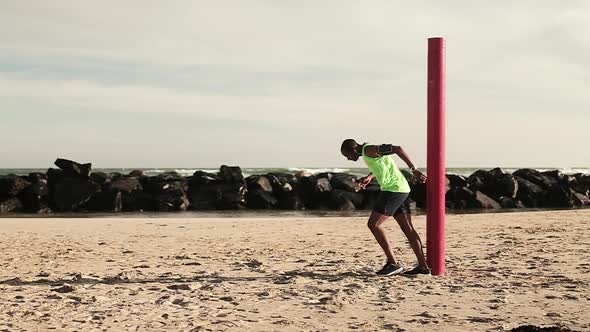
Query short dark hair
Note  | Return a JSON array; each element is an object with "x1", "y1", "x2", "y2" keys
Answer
[{"x1": 340, "y1": 139, "x2": 358, "y2": 154}]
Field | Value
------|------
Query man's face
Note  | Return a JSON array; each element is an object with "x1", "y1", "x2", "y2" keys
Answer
[{"x1": 342, "y1": 150, "x2": 360, "y2": 162}]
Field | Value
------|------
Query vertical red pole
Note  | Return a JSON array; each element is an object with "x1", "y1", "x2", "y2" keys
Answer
[{"x1": 426, "y1": 37, "x2": 446, "y2": 276}]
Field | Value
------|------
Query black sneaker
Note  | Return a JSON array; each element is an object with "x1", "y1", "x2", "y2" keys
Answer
[
  {"x1": 376, "y1": 262, "x2": 404, "y2": 276},
  {"x1": 403, "y1": 266, "x2": 431, "y2": 275}
]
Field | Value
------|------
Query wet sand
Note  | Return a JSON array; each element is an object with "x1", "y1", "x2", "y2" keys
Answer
[{"x1": 0, "y1": 209, "x2": 588, "y2": 331}]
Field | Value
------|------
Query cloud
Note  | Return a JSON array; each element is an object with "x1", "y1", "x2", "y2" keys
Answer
[{"x1": 0, "y1": 1, "x2": 589, "y2": 167}]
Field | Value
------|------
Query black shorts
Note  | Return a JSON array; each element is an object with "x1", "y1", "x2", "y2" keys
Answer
[{"x1": 372, "y1": 191, "x2": 411, "y2": 216}]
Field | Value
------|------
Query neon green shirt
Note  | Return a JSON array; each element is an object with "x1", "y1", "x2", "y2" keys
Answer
[{"x1": 362, "y1": 144, "x2": 411, "y2": 193}]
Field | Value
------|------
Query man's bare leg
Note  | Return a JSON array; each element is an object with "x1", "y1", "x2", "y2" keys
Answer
[
  {"x1": 394, "y1": 213, "x2": 428, "y2": 268},
  {"x1": 367, "y1": 211, "x2": 398, "y2": 264}
]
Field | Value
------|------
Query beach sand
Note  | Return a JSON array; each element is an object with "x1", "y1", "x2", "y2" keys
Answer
[{"x1": 0, "y1": 210, "x2": 589, "y2": 331}]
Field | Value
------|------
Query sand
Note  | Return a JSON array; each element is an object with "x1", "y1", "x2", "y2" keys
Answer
[{"x1": 0, "y1": 209, "x2": 589, "y2": 331}]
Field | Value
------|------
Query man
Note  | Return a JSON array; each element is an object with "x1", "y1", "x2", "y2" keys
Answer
[{"x1": 341, "y1": 139, "x2": 431, "y2": 276}]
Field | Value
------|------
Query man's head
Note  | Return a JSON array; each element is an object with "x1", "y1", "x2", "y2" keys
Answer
[{"x1": 341, "y1": 139, "x2": 361, "y2": 161}]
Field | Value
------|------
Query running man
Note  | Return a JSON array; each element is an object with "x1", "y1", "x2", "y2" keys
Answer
[{"x1": 340, "y1": 139, "x2": 431, "y2": 276}]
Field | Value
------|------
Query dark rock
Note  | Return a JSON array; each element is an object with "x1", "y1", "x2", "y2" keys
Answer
[
  {"x1": 491, "y1": 173, "x2": 518, "y2": 199},
  {"x1": 85, "y1": 189, "x2": 122, "y2": 212},
  {"x1": 329, "y1": 173, "x2": 360, "y2": 192},
  {"x1": 53, "y1": 178, "x2": 100, "y2": 211},
  {"x1": 109, "y1": 177, "x2": 142, "y2": 193},
  {"x1": 219, "y1": 165, "x2": 245, "y2": 184},
  {"x1": 0, "y1": 198, "x2": 22, "y2": 213},
  {"x1": 499, "y1": 197, "x2": 525, "y2": 209},
  {"x1": 446, "y1": 174, "x2": 468, "y2": 188},
  {"x1": 297, "y1": 176, "x2": 333, "y2": 209},
  {"x1": 0, "y1": 175, "x2": 31, "y2": 198},
  {"x1": 446, "y1": 187, "x2": 479, "y2": 209},
  {"x1": 474, "y1": 191, "x2": 501, "y2": 209},
  {"x1": 90, "y1": 172, "x2": 111, "y2": 186},
  {"x1": 122, "y1": 191, "x2": 155, "y2": 212},
  {"x1": 145, "y1": 180, "x2": 189, "y2": 211},
  {"x1": 467, "y1": 169, "x2": 493, "y2": 192},
  {"x1": 189, "y1": 183, "x2": 245, "y2": 210},
  {"x1": 246, "y1": 175, "x2": 273, "y2": 192},
  {"x1": 327, "y1": 190, "x2": 364, "y2": 210},
  {"x1": 265, "y1": 173, "x2": 295, "y2": 193},
  {"x1": 54, "y1": 158, "x2": 91, "y2": 178},
  {"x1": 513, "y1": 168, "x2": 557, "y2": 189},
  {"x1": 52, "y1": 284, "x2": 75, "y2": 293},
  {"x1": 515, "y1": 177, "x2": 545, "y2": 208},
  {"x1": 189, "y1": 171, "x2": 221, "y2": 188},
  {"x1": 156, "y1": 189, "x2": 189, "y2": 211},
  {"x1": 572, "y1": 191, "x2": 590, "y2": 206},
  {"x1": 410, "y1": 182, "x2": 427, "y2": 208},
  {"x1": 27, "y1": 172, "x2": 47, "y2": 183},
  {"x1": 245, "y1": 189, "x2": 278, "y2": 209},
  {"x1": 47, "y1": 168, "x2": 65, "y2": 182},
  {"x1": 18, "y1": 181, "x2": 50, "y2": 213},
  {"x1": 129, "y1": 169, "x2": 144, "y2": 177},
  {"x1": 544, "y1": 183, "x2": 574, "y2": 207},
  {"x1": 277, "y1": 194, "x2": 305, "y2": 210}
]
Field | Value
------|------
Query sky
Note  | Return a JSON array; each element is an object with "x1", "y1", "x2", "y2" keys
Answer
[{"x1": 1, "y1": 1, "x2": 589, "y2": 168}]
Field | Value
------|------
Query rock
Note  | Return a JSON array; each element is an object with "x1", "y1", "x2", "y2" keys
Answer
[
  {"x1": 54, "y1": 158, "x2": 91, "y2": 178},
  {"x1": 513, "y1": 168, "x2": 557, "y2": 190},
  {"x1": 18, "y1": 183, "x2": 50, "y2": 213},
  {"x1": 446, "y1": 187, "x2": 479, "y2": 209},
  {"x1": 572, "y1": 191, "x2": 590, "y2": 206},
  {"x1": 327, "y1": 190, "x2": 363, "y2": 210},
  {"x1": 410, "y1": 182, "x2": 427, "y2": 208},
  {"x1": 189, "y1": 182, "x2": 245, "y2": 210},
  {"x1": 329, "y1": 173, "x2": 360, "y2": 192},
  {"x1": 46, "y1": 168, "x2": 65, "y2": 186},
  {"x1": 27, "y1": 172, "x2": 48, "y2": 182},
  {"x1": 446, "y1": 174, "x2": 468, "y2": 188},
  {"x1": 246, "y1": 175, "x2": 273, "y2": 192},
  {"x1": 0, "y1": 198, "x2": 22, "y2": 213},
  {"x1": 543, "y1": 183, "x2": 574, "y2": 207},
  {"x1": 90, "y1": 172, "x2": 111, "y2": 186},
  {"x1": 53, "y1": 178, "x2": 100, "y2": 212},
  {"x1": 265, "y1": 173, "x2": 295, "y2": 193},
  {"x1": 294, "y1": 170, "x2": 313, "y2": 178},
  {"x1": 156, "y1": 189, "x2": 189, "y2": 211},
  {"x1": 122, "y1": 191, "x2": 155, "y2": 212},
  {"x1": 219, "y1": 165, "x2": 245, "y2": 184},
  {"x1": 108, "y1": 177, "x2": 142, "y2": 193},
  {"x1": 245, "y1": 188, "x2": 278, "y2": 209},
  {"x1": 0, "y1": 175, "x2": 31, "y2": 198},
  {"x1": 297, "y1": 176, "x2": 333, "y2": 209},
  {"x1": 467, "y1": 169, "x2": 493, "y2": 192},
  {"x1": 474, "y1": 191, "x2": 501, "y2": 209},
  {"x1": 277, "y1": 194, "x2": 305, "y2": 210},
  {"x1": 499, "y1": 197, "x2": 525, "y2": 209},
  {"x1": 52, "y1": 284, "x2": 75, "y2": 293},
  {"x1": 515, "y1": 177, "x2": 545, "y2": 208},
  {"x1": 167, "y1": 284, "x2": 191, "y2": 291},
  {"x1": 129, "y1": 169, "x2": 144, "y2": 177},
  {"x1": 85, "y1": 189, "x2": 123, "y2": 212},
  {"x1": 189, "y1": 171, "x2": 221, "y2": 187},
  {"x1": 146, "y1": 180, "x2": 189, "y2": 211}
]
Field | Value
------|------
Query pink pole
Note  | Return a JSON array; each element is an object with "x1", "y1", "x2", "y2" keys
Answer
[{"x1": 426, "y1": 37, "x2": 446, "y2": 276}]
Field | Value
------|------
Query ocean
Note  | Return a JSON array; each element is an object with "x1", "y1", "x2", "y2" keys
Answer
[{"x1": 1, "y1": 167, "x2": 589, "y2": 177}]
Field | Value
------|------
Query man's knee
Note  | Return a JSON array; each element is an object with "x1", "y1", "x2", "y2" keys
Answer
[{"x1": 367, "y1": 220, "x2": 380, "y2": 232}]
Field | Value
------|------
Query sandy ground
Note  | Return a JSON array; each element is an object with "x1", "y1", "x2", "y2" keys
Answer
[{"x1": 0, "y1": 210, "x2": 589, "y2": 332}]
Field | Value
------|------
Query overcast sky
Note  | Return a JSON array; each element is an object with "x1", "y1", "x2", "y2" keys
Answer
[{"x1": 1, "y1": 1, "x2": 588, "y2": 168}]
